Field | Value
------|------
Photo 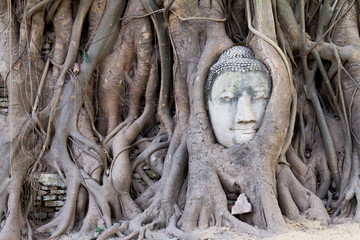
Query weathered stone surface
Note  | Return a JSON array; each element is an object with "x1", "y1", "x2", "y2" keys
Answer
[
  {"x1": 51, "y1": 189, "x2": 66, "y2": 194},
  {"x1": 206, "y1": 46, "x2": 271, "y2": 147},
  {"x1": 58, "y1": 195, "x2": 66, "y2": 200},
  {"x1": 40, "y1": 186, "x2": 52, "y2": 191},
  {"x1": 30, "y1": 173, "x2": 67, "y2": 221},
  {"x1": 41, "y1": 207, "x2": 55, "y2": 213},
  {"x1": 231, "y1": 193, "x2": 252, "y2": 215},
  {"x1": 43, "y1": 195, "x2": 57, "y2": 201},
  {"x1": 38, "y1": 174, "x2": 65, "y2": 187},
  {"x1": 36, "y1": 190, "x2": 48, "y2": 196},
  {"x1": 45, "y1": 200, "x2": 65, "y2": 207}
]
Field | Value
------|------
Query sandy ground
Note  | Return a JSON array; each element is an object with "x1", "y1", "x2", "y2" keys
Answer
[
  {"x1": 193, "y1": 218, "x2": 360, "y2": 240},
  {"x1": 49, "y1": 218, "x2": 360, "y2": 239}
]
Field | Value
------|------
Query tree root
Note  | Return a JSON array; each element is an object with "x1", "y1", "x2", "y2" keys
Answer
[
  {"x1": 339, "y1": 150, "x2": 360, "y2": 222},
  {"x1": 0, "y1": 178, "x2": 23, "y2": 240},
  {"x1": 181, "y1": 159, "x2": 266, "y2": 236},
  {"x1": 0, "y1": 122, "x2": 38, "y2": 240},
  {"x1": 277, "y1": 163, "x2": 330, "y2": 225},
  {"x1": 3, "y1": 1, "x2": 360, "y2": 239},
  {"x1": 99, "y1": 127, "x2": 188, "y2": 238},
  {"x1": 131, "y1": 138, "x2": 169, "y2": 172},
  {"x1": 37, "y1": 0, "x2": 94, "y2": 165},
  {"x1": 36, "y1": 148, "x2": 82, "y2": 237},
  {"x1": 100, "y1": 204, "x2": 189, "y2": 240},
  {"x1": 97, "y1": 223, "x2": 126, "y2": 240},
  {"x1": 80, "y1": 171, "x2": 122, "y2": 227},
  {"x1": 140, "y1": 0, "x2": 174, "y2": 137},
  {"x1": 286, "y1": 145, "x2": 317, "y2": 193}
]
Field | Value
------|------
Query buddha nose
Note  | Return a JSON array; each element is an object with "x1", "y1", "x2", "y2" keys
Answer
[{"x1": 234, "y1": 92, "x2": 256, "y2": 124}]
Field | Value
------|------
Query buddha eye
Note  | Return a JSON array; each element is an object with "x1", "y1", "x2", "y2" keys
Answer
[
  {"x1": 252, "y1": 91, "x2": 270, "y2": 101},
  {"x1": 253, "y1": 96, "x2": 268, "y2": 101},
  {"x1": 219, "y1": 95, "x2": 234, "y2": 102},
  {"x1": 216, "y1": 91, "x2": 235, "y2": 103}
]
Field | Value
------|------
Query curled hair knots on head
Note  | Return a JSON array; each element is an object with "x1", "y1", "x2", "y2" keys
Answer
[
  {"x1": 205, "y1": 46, "x2": 270, "y2": 101},
  {"x1": 218, "y1": 46, "x2": 255, "y2": 62}
]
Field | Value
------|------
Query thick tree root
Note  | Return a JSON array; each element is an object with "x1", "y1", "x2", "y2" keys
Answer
[
  {"x1": 277, "y1": 163, "x2": 330, "y2": 225},
  {"x1": 339, "y1": 150, "x2": 360, "y2": 222},
  {"x1": 0, "y1": 121, "x2": 38, "y2": 240},
  {"x1": 0, "y1": 179, "x2": 23, "y2": 240},
  {"x1": 180, "y1": 157, "x2": 268, "y2": 236},
  {"x1": 3, "y1": 0, "x2": 360, "y2": 239}
]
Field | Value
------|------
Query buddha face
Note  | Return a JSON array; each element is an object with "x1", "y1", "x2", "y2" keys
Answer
[{"x1": 208, "y1": 71, "x2": 271, "y2": 147}]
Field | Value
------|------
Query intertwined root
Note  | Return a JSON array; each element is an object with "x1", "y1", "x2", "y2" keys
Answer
[
  {"x1": 0, "y1": 179, "x2": 23, "y2": 240},
  {"x1": 277, "y1": 164, "x2": 330, "y2": 225},
  {"x1": 339, "y1": 151, "x2": 360, "y2": 222},
  {"x1": 3, "y1": 0, "x2": 360, "y2": 239}
]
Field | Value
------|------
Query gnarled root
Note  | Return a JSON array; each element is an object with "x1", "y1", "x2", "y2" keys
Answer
[
  {"x1": 339, "y1": 149, "x2": 360, "y2": 222},
  {"x1": 101, "y1": 129, "x2": 188, "y2": 239},
  {"x1": 36, "y1": 143, "x2": 81, "y2": 238},
  {"x1": 180, "y1": 158, "x2": 268, "y2": 238},
  {"x1": 37, "y1": 82, "x2": 104, "y2": 237},
  {"x1": 277, "y1": 163, "x2": 330, "y2": 225},
  {"x1": 0, "y1": 177, "x2": 24, "y2": 240},
  {"x1": 0, "y1": 123, "x2": 38, "y2": 240}
]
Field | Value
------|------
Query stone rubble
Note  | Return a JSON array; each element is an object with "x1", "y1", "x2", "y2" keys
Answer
[{"x1": 30, "y1": 173, "x2": 66, "y2": 221}]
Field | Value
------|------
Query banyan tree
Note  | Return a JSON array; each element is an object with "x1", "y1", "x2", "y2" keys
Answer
[{"x1": 0, "y1": 0, "x2": 359, "y2": 239}]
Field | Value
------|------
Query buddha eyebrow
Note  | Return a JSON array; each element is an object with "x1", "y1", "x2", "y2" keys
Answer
[
  {"x1": 233, "y1": 87, "x2": 269, "y2": 98},
  {"x1": 252, "y1": 89, "x2": 268, "y2": 95},
  {"x1": 216, "y1": 90, "x2": 235, "y2": 97}
]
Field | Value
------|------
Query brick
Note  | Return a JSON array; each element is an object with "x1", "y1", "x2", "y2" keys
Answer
[
  {"x1": 45, "y1": 201, "x2": 64, "y2": 207},
  {"x1": 36, "y1": 190, "x2": 48, "y2": 196},
  {"x1": 40, "y1": 207, "x2": 55, "y2": 213},
  {"x1": 38, "y1": 174, "x2": 65, "y2": 187},
  {"x1": 31, "y1": 207, "x2": 41, "y2": 212},
  {"x1": 40, "y1": 186, "x2": 53, "y2": 191},
  {"x1": 58, "y1": 195, "x2": 66, "y2": 200},
  {"x1": 43, "y1": 195, "x2": 57, "y2": 201},
  {"x1": 50, "y1": 189, "x2": 66, "y2": 194}
]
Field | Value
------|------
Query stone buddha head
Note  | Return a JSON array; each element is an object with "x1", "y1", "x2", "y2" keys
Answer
[{"x1": 206, "y1": 46, "x2": 271, "y2": 147}]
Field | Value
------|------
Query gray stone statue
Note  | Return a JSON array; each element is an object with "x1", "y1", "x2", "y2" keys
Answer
[{"x1": 206, "y1": 46, "x2": 271, "y2": 147}]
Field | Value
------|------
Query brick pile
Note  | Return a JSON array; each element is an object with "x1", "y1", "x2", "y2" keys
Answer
[{"x1": 30, "y1": 173, "x2": 66, "y2": 221}]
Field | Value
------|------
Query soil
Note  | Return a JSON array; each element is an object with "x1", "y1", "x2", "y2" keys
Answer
[
  {"x1": 193, "y1": 218, "x2": 360, "y2": 240},
  {"x1": 44, "y1": 217, "x2": 360, "y2": 239}
]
